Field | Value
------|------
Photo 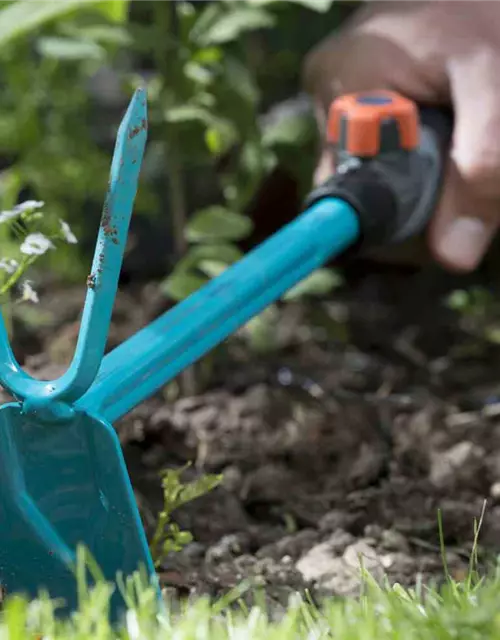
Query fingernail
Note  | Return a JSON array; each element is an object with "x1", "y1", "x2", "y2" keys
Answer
[{"x1": 436, "y1": 216, "x2": 493, "y2": 271}]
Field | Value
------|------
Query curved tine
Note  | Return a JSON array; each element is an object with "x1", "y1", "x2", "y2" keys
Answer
[{"x1": 0, "y1": 88, "x2": 148, "y2": 405}]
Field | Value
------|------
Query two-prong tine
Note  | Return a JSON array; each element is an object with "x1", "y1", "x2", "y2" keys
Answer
[
  {"x1": 64, "y1": 88, "x2": 148, "y2": 399},
  {"x1": 0, "y1": 89, "x2": 148, "y2": 408}
]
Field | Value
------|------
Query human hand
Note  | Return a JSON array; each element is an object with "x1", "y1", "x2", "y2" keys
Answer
[{"x1": 303, "y1": 1, "x2": 500, "y2": 272}]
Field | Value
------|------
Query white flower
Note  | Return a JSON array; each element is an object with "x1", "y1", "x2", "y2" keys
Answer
[
  {"x1": 20, "y1": 281, "x2": 39, "y2": 304},
  {"x1": 0, "y1": 200, "x2": 44, "y2": 224},
  {"x1": 0, "y1": 209, "x2": 20, "y2": 224},
  {"x1": 59, "y1": 219, "x2": 77, "y2": 244},
  {"x1": 0, "y1": 258, "x2": 18, "y2": 274},
  {"x1": 13, "y1": 200, "x2": 44, "y2": 214},
  {"x1": 20, "y1": 233, "x2": 54, "y2": 256}
]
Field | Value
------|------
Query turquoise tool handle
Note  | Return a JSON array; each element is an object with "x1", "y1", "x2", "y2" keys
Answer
[
  {"x1": 78, "y1": 94, "x2": 452, "y2": 423},
  {"x1": 77, "y1": 197, "x2": 359, "y2": 422}
]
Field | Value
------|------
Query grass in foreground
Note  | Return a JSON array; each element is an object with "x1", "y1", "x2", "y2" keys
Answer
[
  {"x1": 0, "y1": 510, "x2": 494, "y2": 638},
  {"x1": 2, "y1": 568, "x2": 500, "y2": 639}
]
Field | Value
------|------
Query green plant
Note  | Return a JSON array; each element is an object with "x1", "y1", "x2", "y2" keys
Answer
[
  {"x1": 121, "y1": 0, "x2": 342, "y2": 364},
  {"x1": 235, "y1": 268, "x2": 344, "y2": 353},
  {"x1": 149, "y1": 463, "x2": 222, "y2": 569},
  {"x1": 157, "y1": 0, "x2": 338, "y2": 300},
  {"x1": 0, "y1": 515, "x2": 499, "y2": 638},
  {"x1": 0, "y1": 200, "x2": 77, "y2": 304},
  {"x1": 446, "y1": 286, "x2": 500, "y2": 345},
  {"x1": 0, "y1": 0, "x2": 135, "y2": 281}
]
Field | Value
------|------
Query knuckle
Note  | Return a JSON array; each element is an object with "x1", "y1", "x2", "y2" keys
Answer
[
  {"x1": 302, "y1": 37, "x2": 339, "y2": 92},
  {"x1": 459, "y1": 154, "x2": 500, "y2": 199}
]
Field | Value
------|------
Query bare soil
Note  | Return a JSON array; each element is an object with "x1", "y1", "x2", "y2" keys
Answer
[{"x1": 10, "y1": 262, "x2": 500, "y2": 611}]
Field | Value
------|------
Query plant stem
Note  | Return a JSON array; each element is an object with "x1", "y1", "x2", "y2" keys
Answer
[
  {"x1": 153, "y1": 0, "x2": 197, "y2": 396},
  {"x1": 152, "y1": 0, "x2": 188, "y2": 262},
  {"x1": 165, "y1": 137, "x2": 188, "y2": 261}
]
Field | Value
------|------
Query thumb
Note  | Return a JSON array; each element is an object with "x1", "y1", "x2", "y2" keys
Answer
[
  {"x1": 429, "y1": 51, "x2": 500, "y2": 272},
  {"x1": 310, "y1": 98, "x2": 335, "y2": 186}
]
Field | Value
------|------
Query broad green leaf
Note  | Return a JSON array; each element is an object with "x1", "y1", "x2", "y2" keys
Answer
[
  {"x1": 176, "y1": 243, "x2": 243, "y2": 271},
  {"x1": 164, "y1": 105, "x2": 238, "y2": 150},
  {"x1": 177, "y1": 4, "x2": 201, "y2": 46},
  {"x1": 188, "y1": 2, "x2": 221, "y2": 45},
  {"x1": 245, "y1": 0, "x2": 271, "y2": 6},
  {"x1": 205, "y1": 128, "x2": 223, "y2": 155},
  {"x1": 241, "y1": 141, "x2": 277, "y2": 177},
  {"x1": 184, "y1": 61, "x2": 214, "y2": 86},
  {"x1": 485, "y1": 326, "x2": 500, "y2": 344},
  {"x1": 193, "y1": 6, "x2": 275, "y2": 46},
  {"x1": 186, "y1": 206, "x2": 253, "y2": 242},
  {"x1": 94, "y1": 0, "x2": 130, "y2": 23},
  {"x1": 192, "y1": 47, "x2": 223, "y2": 65},
  {"x1": 308, "y1": 305, "x2": 350, "y2": 343},
  {"x1": 37, "y1": 37, "x2": 105, "y2": 61},
  {"x1": 0, "y1": 0, "x2": 122, "y2": 48},
  {"x1": 251, "y1": 0, "x2": 335, "y2": 12},
  {"x1": 0, "y1": 167, "x2": 22, "y2": 211},
  {"x1": 446, "y1": 290, "x2": 469, "y2": 311},
  {"x1": 161, "y1": 270, "x2": 206, "y2": 301},
  {"x1": 295, "y1": 0, "x2": 335, "y2": 10},
  {"x1": 196, "y1": 91, "x2": 217, "y2": 109},
  {"x1": 222, "y1": 58, "x2": 259, "y2": 105},
  {"x1": 164, "y1": 105, "x2": 213, "y2": 124},
  {"x1": 74, "y1": 25, "x2": 132, "y2": 46},
  {"x1": 262, "y1": 112, "x2": 314, "y2": 148},
  {"x1": 198, "y1": 260, "x2": 229, "y2": 278},
  {"x1": 204, "y1": 122, "x2": 238, "y2": 156},
  {"x1": 283, "y1": 268, "x2": 343, "y2": 301},
  {"x1": 241, "y1": 305, "x2": 280, "y2": 353},
  {"x1": 208, "y1": 120, "x2": 238, "y2": 154}
]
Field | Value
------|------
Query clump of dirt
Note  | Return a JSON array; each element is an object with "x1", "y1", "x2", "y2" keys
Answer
[
  {"x1": 120, "y1": 377, "x2": 494, "y2": 607},
  {"x1": 12, "y1": 263, "x2": 500, "y2": 608}
]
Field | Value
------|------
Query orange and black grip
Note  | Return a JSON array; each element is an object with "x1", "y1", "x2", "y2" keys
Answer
[
  {"x1": 328, "y1": 90, "x2": 419, "y2": 157},
  {"x1": 305, "y1": 90, "x2": 453, "y2": 249}
]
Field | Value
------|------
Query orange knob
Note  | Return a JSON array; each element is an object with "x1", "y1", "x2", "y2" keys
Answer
[{"x1": 327, "y1": 91, "x2": 419, "y2": 158}]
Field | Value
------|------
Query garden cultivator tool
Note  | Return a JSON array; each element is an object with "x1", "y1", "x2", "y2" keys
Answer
[{"x1": 0, "y1": 88, "x2": 451, "y2": 619}]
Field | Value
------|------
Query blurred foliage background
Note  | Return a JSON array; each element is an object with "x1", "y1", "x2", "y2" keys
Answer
[
  {"x1": 0, "y1": 0, "x2": 356, "y2": 283},
  {"x1": 0, "y1": 0, "x2": 369, "y2": 388},
  {"x1": 4, "y1": 0, "x2": 500, "y2": 392}
]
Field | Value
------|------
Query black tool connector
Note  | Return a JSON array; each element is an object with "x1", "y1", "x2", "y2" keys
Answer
[{"x1": 304, "y1": 92, "x2": 453, "y2": 250}]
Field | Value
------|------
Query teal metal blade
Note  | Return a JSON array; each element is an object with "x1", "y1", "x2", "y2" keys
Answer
[
  {"x1": 0, "y1": 88, "x2": 157, "y2": 621},
  {"x1": 0, "y1": 84, "x2": 362, "y2": 621},
  {"x1": 0, "y1": 404, "x2": 156, "y2": 617}
]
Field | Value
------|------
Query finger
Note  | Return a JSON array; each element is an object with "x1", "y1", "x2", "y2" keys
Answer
[
  {"x1": 304, "y1": 35, "x2": 414, "y2": 112},
  {"x1": 313, "y1": 147, "x2": 335, "y2": 186},
  {"x1": 304, "y1": 10, "x2": 444, "y2": 189},
  {"x1": 428, "y1": 159, "x2": 500, "y2": 272},
  {"x1": 429, "y1": 50, "x2": 500, "y2": 271},
  {"x1": 450, "y1": 48, "x2": 500, "y2": 198},
  {"x1": 303, "y1": 4, "x2": 444, "y2": 112},
  {"x1": 305, "y1": 34, "x2": 429, "y2": 187}
]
